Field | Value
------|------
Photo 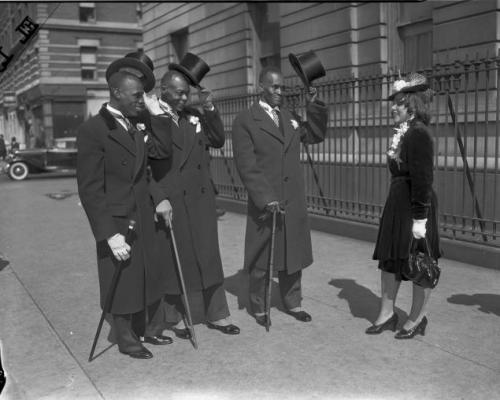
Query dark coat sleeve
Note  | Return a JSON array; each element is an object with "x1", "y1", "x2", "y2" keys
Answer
[
  {"x1": 296, "y1": 100, "x2": 328, "y2": 144},
  {"x1": 76, "y1": 123, "x2": 117, "y2": 242},
  {"x1": 232, "y1": 112, "x2": 277, "y2": 210},
  {"x1": 192, "y1": 106, "x2": 225, "y2": 149},
  {"x1": 406, "y1": 125, "x2": 434, "y2": 219},
  {"x1": 132, "y1": 111, "x2": 172, "y2": 160}
]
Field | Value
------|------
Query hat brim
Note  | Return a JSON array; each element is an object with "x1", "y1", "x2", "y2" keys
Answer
[
  {"x1": 168, "y1": 63, "x2": 202, "y2": 88},
  {"x1": 106, "y1": 58, "x2": 156, "y2": 92},
  {"x1": 288, "y1": 53, "x2": 310, "y2": 86},
  {"x1": 387, "y1": 84, "x2": 430, "y2": 101}
]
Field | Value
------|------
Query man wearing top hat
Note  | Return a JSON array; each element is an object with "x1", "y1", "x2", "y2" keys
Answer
[
  {"x1": 146, "y1": 53, "x2": 240, "y2": 337},
  {"x1": 231, "y1": 57, "x2": 328, "y2": 327},
  {"x1": 77, "y1": 52, "x2": 175, "y2": 359}
]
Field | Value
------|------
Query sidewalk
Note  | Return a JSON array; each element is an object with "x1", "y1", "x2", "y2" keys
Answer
[{"x1": 0, "y1": 177, "x2": 499, "y2": 400}]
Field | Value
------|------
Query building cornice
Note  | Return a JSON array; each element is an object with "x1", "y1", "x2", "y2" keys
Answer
[{"x1": 43, "y1": 18, "x2": 142, "y2": 34}]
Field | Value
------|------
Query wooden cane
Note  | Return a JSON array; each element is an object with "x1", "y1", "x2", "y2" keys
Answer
[
  {"x1": 89, "y1": 220, "x2": 136, "y2": 362},
  {"x1": 265, "y1": 210, "x2": 278, "y2": 332},
  {"x1": 169, "y1": 225, "x2": 198, "y2": 349}
]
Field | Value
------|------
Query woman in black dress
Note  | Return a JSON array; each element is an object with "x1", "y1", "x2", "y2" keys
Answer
[{"x1": 367, "y1": 72, "x2": 441, "y2": 339}]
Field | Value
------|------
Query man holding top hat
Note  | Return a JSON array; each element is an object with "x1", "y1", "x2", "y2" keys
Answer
[
  {"x1": 231, "y1": 52, "x2": 328, "y2": 327},
  {"x1": 146, "y1": 53, "x2": 240, "y2": 337},
  {"x1": 77, "y1": 51, "x2": 174, "y2": 359}
]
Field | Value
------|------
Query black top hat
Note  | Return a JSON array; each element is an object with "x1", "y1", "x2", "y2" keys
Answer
[
  {"x1": 168, "y1": 52, "x2": 210, "y2": 88},
  {"x1": 106, "y1": 50, "x2": 156, "y2": 92},
  {"x1": 387, "y1": 72, "x2": 430, "y2": 101},
  {"x1": 288, "y1": 50, "x2": 326, "y2": 87}
]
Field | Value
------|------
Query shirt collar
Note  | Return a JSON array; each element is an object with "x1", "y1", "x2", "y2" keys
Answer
[
  {"x1": 158, "y1": 99, "x2": 177, "y2": 115},
  {"x1": 106, "y1": 103, "x2": 126, "y2": 119},
  {"x1": 259, "y1": 99, "x2": 279, "y2": 113}
]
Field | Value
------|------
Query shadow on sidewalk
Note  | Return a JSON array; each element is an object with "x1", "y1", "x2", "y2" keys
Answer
[
  {"x1": 447, "y1": 293, "x2": 500, "y2": 317},
  {"x1": 224, "y1": 269, "x2": 285, "y2": 316},
  {"x1": 328, "y1": 278, "x2": 408, "y2": 323}
]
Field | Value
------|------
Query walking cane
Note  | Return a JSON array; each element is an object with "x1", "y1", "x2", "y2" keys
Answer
[
  {"x1": 168, "y1": 225, "x2": 198, "y2": 349},
  {"x1": 265, "y1": 210, "x2": 278, "y2": 332},
  {"x1": 89, "y1": 220, "x2": 136, "y2": 362}
]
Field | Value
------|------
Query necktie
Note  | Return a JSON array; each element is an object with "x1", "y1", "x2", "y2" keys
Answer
[
  {"x1": 159, "y1": 103, "x2": 179, "y2": 126},
  {"x1": 271, "y1": 108, "x2": 280, "y2": 127}
]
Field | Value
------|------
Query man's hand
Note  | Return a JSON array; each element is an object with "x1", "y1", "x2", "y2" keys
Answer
[
  {"x1": 306, "y1": 86, "x2": 318, "y2": 103},
  {"x1": 199, "y1": 87, "x2": 214, "y2": 110},
  {"x1": 107, "y1": 233, "x2": 131, "y2": 261},
  {"x1": 143, "y1": 93, "x2": 163, "y2": 116},
  {"x1": 265, "y1": 201, "x2": 285, "y2": 214},
  {"x1": 156, "y1": 199, "x2": 173, "y2": 227},
  {"x1": 412, "y1": 219, "x2": 427, "y2": 239}
]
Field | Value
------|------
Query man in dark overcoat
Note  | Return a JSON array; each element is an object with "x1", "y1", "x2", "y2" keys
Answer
[
  {"x1": 77, "y1": 70, "x2": 174, "y2": 359},
  {"x1": 232, "y1": 66, "x2": 328, "y2": 326},
  {"x1": 147, "y1": 69, "x2": 240, "y2": 337}
]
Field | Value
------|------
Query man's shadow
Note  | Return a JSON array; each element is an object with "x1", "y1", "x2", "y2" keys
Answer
[
  {"x1": 447, "y1": 293, "x2": 500, "y2": 317},
  {"x1": 224, "y1": 269, "x2": 285, "y2": 316},
  {"x1": 328, "y1": 278, "x2": 407, "y2": 323}
]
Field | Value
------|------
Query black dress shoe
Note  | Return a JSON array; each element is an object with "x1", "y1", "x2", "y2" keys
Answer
[
  {"x1": 142, "y1": 335, "x2": 173, "y2": 345},
  {"x1": 255, "y1": 315, "x2": 271, "y2": 327},
  {"x1": 171, "y1": 327, "x2": 192, "y2": 340},
  {"x1": 395, "y1": 316, "x2": 428, "y2": 339},
  {"x1": 119, "y1": 346, "x2": 153, "y2": 359},
  {"x1": 287, "y1": 310, "x2": 312, "y2": 322},
  {"x1": 207, "y1": 322, "x2": 240, "y2": 335},
  {"x1": 365, "y1": 313, "x2": 398, "y2": 335}
]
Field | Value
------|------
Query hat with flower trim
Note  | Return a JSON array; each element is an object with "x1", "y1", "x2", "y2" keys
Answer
[{"x1": 388, "y1": 72, "x2": 430, "y2": 101}]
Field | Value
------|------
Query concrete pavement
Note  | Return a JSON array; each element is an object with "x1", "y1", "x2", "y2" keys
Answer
[{"x1": 0, "y1": 176, "x2": 499, "y2": 400}]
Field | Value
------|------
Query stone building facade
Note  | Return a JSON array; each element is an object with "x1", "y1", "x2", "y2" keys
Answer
[{"x1": 0, "y1": 2, "x2": 142, "y2": 148}]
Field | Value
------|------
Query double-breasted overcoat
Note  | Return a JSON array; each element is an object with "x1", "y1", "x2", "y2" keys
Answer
[
  {"x1": 149, "y1": 107, "x2": 226, "y2": 293},
  {"x1": 232, "y1": 101, "x2": 328, "y2": 274},
  {"x1": 77, "y1": 106, "x2": 171, "y2": 315}
]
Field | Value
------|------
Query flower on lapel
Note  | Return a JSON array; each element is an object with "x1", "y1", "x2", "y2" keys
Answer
[
  {"x1": 189, "y1": 115, "x2": 201, "y2": 133},
  {"x1": 291, "y1": 119, "x2": 299, "y2": 130},
  {"x1": 136, "y1": 123, "x2": 146, "y2": 131}
]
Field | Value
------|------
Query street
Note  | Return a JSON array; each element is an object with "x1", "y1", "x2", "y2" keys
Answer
[{"x1": 0, "y1": 175, "x2": 499, "y2": 400}]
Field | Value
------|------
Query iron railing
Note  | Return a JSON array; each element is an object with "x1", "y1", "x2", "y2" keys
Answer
[{"x1": 209, "y1": 55, "x2": 500, "y2": 247}]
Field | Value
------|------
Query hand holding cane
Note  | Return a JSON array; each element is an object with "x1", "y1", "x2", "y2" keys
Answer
[
  {"x1": 89, "y1": 220, "x2": 136, "y2": 362},
  {"x1": 265, "y1": 209, "x2": 278, "y2": 332},
  {"x1": 169, "y1": 225, "x2": 198, "y2": 349}
]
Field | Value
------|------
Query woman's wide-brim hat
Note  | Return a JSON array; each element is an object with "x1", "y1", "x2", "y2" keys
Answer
[
  {"x1": 387, "y1": 72, "x2": 430, "y2": 101},
  {"x1": 106, "y1": 51, "x2": 156, "y2": 92},
  {"x1": 168, "y1": 52, "x2": 210, "y2": 88},
  {"x1": 288, "y1": 50, "x2": 326, "y2": 86}
]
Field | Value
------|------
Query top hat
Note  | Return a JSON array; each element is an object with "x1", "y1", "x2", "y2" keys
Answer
[
  {"x1": 288, "y1": 50, "x2": 326, "y2": 87},
  {"x1": 106, "y1": 50, "x2": 156, "y2": 92},
  {"x1": 387, "y1": 72, "x2": 430, "y2": 101},
  {"x1": 168, "y1": 52, "x2": 210, "y2": 88}
]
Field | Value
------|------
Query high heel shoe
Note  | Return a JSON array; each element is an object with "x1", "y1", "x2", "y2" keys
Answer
[
  {"x1": 394, "y1": 316, "x2": 428, "y2": 339},
  {"x1": 365, "y1": 313, "x2": 398, "y2": 334}
]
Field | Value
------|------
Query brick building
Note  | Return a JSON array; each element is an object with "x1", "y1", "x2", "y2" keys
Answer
[
  {"x1": 0, "y1": 2, "x2": 142, "y2": 149},
  {"x1": 141, "y1": 1, "x2": 500, "y2": 95}
]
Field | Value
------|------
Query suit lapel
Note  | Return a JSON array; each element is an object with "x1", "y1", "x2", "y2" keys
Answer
[
  {"x1": 99, "y1": 106, "x2": 136, "y2": 156},
  {"x1": 281, "y1": 110, "x2": 298, "y2": 152},
  {"x1": 179, "y1": 116, "x2": 196, "y2": 169},
  {"x1": 132, "y1": 128, "x2": 144, "y2": 181},
  {"x1": 251, "y1": 103, "x2": 284, "y2": 144}
]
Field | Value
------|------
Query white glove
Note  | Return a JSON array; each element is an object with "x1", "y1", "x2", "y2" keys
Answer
[
  {"x1": 143, "y1": 93, "x2": 163, "y2": 116},
  {"x1": 107, "y1": 233, "x2": 131, "y2": 261},
  {"x1": 155, "y1": 199, "x2": 173, "y2": 227},
  {"x1": 412, "y1": 219, "x2": 427, "y2": 239}
]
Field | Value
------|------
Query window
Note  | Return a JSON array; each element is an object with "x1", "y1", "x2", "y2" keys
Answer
[
  {"x1": 398, "y1": 19, "x2": 433, "y2": 72},
  {"x1": 80, "y1": 46, "x2": 96, "y2": 80},
  {"x1": 171, "y1": 28, "x2": 188, "y2": 61},
  {"x1": 79, "y1": 2, "x2": 96, "y2": 23}
]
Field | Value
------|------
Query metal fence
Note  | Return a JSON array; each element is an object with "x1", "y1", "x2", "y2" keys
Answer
[{"x1": 209, "y1": 55, "x2": 500, "y2": 247}]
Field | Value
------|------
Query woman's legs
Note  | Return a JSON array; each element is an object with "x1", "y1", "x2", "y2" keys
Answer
[
  {"x1": 374, "y1": 270, "x2": 401, "y2": 325},
  {"x1": 403, "y1": 284, "x2": 432, "y2": 330}
]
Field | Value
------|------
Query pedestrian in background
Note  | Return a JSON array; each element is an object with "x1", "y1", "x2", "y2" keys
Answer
[
  {"x1": 146, "y1": 54, "x2": 240, "y2": 338},
  {"x1": 77, "y1": 54, "x2": 173, "y2": 359},
  {"x1": 0, "y1": 135, "x2": 6, "y2": 160},
  {"x1": 367, "y1": 72, "x2": 441, "y2": 339},
  {"x1": 232, "y1": 66, "x2": 328, "y2": 327},
  {"x1": 9, "y1": 137, "x2": 19, "y2": 154}
]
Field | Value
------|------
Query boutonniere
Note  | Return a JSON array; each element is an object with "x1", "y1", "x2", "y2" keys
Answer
[
  {"x1": 387, "y1": 120, "x2": 410, "y2": 166},
  {"x1": 136, "y1": 123, "x2": 149, "y2": 143},
  {"x1": 189, "y1": 115, "x2": 201, "y2": 133},
  {"x1": 291, "y1": 119, "x2": 299, "y2": 130}
]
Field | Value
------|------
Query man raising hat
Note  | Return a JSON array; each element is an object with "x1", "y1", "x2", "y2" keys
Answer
[
  {"x1": 231, "y1": 65, "x2": 328, "y2": 327},
  {"x1": 146, "y1": 53, "x2": 240, "y2": 338},
  {"x1": 77, "y1": 53, "x2": 174, "y2": 359}
]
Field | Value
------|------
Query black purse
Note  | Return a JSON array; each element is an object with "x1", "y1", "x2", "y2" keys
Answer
[{"x1": 403, "y1": 237, "x2": 440, "y2": 289}]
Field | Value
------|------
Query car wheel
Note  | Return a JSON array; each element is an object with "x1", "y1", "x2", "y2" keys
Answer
[{"x1": 8, "y1": 161, "x2": 29, "y2": 180}]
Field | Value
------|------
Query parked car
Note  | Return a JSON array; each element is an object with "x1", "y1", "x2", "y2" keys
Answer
[{"x1": 4, "y1": 138, "x2": 77, "y2": 181}]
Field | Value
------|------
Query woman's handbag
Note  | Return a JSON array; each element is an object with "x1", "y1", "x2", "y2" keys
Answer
[{"x1": 403, "y1": 237, "x2": 441, "y2": 289}]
